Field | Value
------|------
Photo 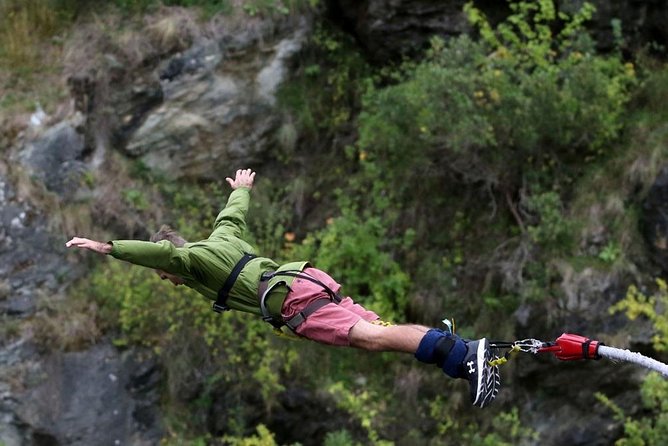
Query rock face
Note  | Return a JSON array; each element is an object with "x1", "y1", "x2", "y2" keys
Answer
[
  {"x1": 124, "y1": 23, "x2": 308, "y2": 180},
  {"x1": 512, "y1": 264, "x2": 650, "y2": 446},
  {"x1": 16, "y1": 122, "x2": 88, "y2": 200},
  {"x1": 0, "y1": 169, "x2": 71, "y2": 318},
  {"x1": 109, "y1": 17, "x2": 310, "y2": 180},
  {"x1": 641, "y1": 165, "x2": 668, "y2": 274},
  {"x1": 4, "y1": 342, "x2": 161, "y2": 446},
  {"x1": 326, "y1": 0, "x2": 473, "y2": 61},
  {"x1": 326, "y1": 0, "x2": 668, "y2": 62}
]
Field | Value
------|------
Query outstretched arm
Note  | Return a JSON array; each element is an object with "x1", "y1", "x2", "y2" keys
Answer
[
  {"x1": 67, "y1": 237, "x2": 190, "y2": 274},
  {"x1": 210, "y1": 169, "x2": 256, "y2": 239},
  {"x1": 65, "y1": 237, "x2": 112, "y2": 254}
]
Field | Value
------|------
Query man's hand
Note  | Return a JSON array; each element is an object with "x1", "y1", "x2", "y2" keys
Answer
[
  {"x1": 65, "y1": 237, "x2": 112, "y2": 254},
  {"x1": 226, "y1": 168, "x2": 256, "y2": 190}
]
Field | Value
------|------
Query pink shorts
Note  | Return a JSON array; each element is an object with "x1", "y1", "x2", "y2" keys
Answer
[{"x1": 280, "y1": 268, "x2": 379, "y2": 346}]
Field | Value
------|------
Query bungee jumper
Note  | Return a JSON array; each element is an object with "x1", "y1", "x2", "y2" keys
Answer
[{"x1": 66, "y1": 168, "x2": 501, "y2": 408}]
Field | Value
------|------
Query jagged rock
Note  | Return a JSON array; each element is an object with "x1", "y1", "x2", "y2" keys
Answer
[
  {"x1": 0, "y1": 171, "x2": 71, "y2": 317},
  {"x1": 327, "y1": 0, "x2": 668, "y2": 62},
  {"x1": 124, "y1": 21, "x2": 309, "y2": 180},
  {"x1": 641, "y1": 165, "x2": 668, "y2": 275},
  {"x1": 109, "y1": 76, "x2": 164, "y2": 149},
  {"x1": 326, "y1": 0, "x2": 472, "y2": 62},
  {"x1": 16, "y1": 121, "x2": 88, "y2": 200},
  {"x1": 9, "y1": 343, "x2": 162, "y2": 446}
]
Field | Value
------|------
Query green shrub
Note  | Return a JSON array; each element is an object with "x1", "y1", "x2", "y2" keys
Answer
[
  {"x1": 524, "y1": 190, "x2": 577, "y2": 253},
  {"x1": 357, "y1": 1, "x2": 635, "y2": 208},
  {"x1": 610, "y1": 279, "x2": 668, "y2": 352},
  {"x1": 324, "y1": 430, "x2": 362, "y2": 446},
  {"x1": 599, "y1": 279, "x2": 668, "y2": 444},
  {"x1": 429, "y1": 397, "x2": 538, "y2": 445},
  {"x1": 222, "y1": 424, "x2": 278, "y2": 446},
  {"x1": 278, "y1": 24, "x2": 371, "y2": 139},
  {"x1": 327, "y1": 381, "x2": 393, "y2": 446},
  {"x1": 293, "y1": 205, "x2": 411, "y2": 321}
]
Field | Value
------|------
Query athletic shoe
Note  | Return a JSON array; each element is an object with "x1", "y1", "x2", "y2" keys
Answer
[{"x1": 462, "y1": 338, "x2": 500, "y2": 408}]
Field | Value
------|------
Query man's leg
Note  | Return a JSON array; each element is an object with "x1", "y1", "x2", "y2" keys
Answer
[
  {"x1": 349, "y1": 319, "x2": 429, "y2": 352},
  {"x1": 349, "y1": 319, "x2": 500, "y2": 408},
  {"x1": 280, "y1": 267, "x2": 500, "y2": 407}
]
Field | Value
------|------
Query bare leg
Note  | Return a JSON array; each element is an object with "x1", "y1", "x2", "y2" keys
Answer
[
  {"x1": 348, "y1": 319, "x2": 431, "y2": 353},
  {"x1": 349, "y1": 319, "x2": 501, "y2": 408}
]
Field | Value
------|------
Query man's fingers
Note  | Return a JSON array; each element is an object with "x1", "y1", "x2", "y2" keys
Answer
[
  {"x1": 227, "y1": 169, "x2": 256, "y2": 189},
  {"x1": 66, "y1": 237, "x2": 89, "y2": 248}
]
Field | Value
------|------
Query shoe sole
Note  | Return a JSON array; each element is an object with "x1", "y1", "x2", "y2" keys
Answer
[{"x1": 471, "y1": 338, "x2": 487, "y2": 407}]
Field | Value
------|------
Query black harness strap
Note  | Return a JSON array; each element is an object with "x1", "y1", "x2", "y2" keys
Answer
[
  {"x1": 262, "y1": 270, "x2": 342, "y2": 302},
  {"x1": 213, "y1": 253, "x2": 257, "y2": 313},
  {"x1": 284, "y1": 298, "x2": 333, "y2": 331}
]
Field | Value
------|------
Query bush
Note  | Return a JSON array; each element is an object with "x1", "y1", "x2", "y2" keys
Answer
[
  {"x1": 610, "y1": 279, "x2": 668, "y2": 352},
  {"x1": 278, "y1": 23, "x2": 372, "y2": 139},
  {"x1": 524, "y1": 190, "x2": 577, "y2": 253},
  {"x1": 599, "y1": 279, "x2": 668, "y2": 445},
  {"x1": 357, "y1": 1, "x2": 635, "y2": 208},
  {"x1": 293, "y1": 204, "x2": 411, "y2": 321}
]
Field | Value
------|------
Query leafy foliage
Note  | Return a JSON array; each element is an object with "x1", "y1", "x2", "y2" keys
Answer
[
  {"x1": 598, "y1": 279, "x2": 668, "y2": 444},
  {"x1": 524, "y1": 190, "x2": 577, "y2": 253},
  {"x1": 293, "y1": 204, "x2": 411, "y2": 321},
  {"x1": 357, "y1": 0, "x2": 635, "y2": 212},
  {"x1": 278, "y1": 24, "x2": 372, "y2": 140},
  {"x1": 223, "y1": 424, "x2": 278, "y2": 446},
  {"x1": 610, "y1": 279, "x2": 668, "y2": 352},
  {"x1": 597, "y1": 372, "x2": 668, "y2": 446}
]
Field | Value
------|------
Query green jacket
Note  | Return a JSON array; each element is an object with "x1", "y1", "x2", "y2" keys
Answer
[{"x1": 109, "y1": 187, "x2": 307, "y2": 316}]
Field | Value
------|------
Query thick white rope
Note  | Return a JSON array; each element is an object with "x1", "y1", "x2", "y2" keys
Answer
[{"x1": 598, "y1": 345, "x2": 668, "y2": 378}]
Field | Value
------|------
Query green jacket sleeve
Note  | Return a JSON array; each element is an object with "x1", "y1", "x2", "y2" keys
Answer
[
  {"x1": 109, "y1": 240, "x2": 190, "y2": 275},
  {"x1": 210, "y1": 187, "x2": 250, "y2": 239}
]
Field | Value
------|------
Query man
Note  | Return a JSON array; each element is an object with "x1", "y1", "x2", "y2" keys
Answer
[{"x1": 66, "y1": 168, "x2": 500, "y2": 408}]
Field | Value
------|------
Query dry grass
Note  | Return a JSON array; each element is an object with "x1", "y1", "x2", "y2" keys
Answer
[
  {"x1": 0, "y1": 0, "x2": 69, "y2": 117},
  {"x1": 31, "y1": 291, "x2": 102, "y2": 352},
  {"x1": 0, "y1": 0, "x2": 60, "y2": 66},
  {"x1": 89, "y1": 150, "x2": 166, "y2": 237},
  {"x1": 145, "y1": 8, "x2": 198, "y2": 53},
  {"x1": 625, "y1": 130, "x2": 667, "y2": 196}
]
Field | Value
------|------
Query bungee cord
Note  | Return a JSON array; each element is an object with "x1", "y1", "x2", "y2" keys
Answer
[{"x1": 490, "y1": 333, "x2": 668, "y2": 378}]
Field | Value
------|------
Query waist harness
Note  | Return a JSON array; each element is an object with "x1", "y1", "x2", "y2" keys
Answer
[
  {"x1": 213, "y1": 255, "x2": 343, "y2": 332},
  {"x1": 258, "y1": 270, "x2": 342, "y2": 332}
]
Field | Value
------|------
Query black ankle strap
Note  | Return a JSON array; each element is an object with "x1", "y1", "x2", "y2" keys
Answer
[{"x1": 433, "y1": 336, "x2": 456, "y2": 367}]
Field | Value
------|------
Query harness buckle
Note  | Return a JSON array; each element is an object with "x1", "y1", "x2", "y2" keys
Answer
[
  {"x1": 262, "y1": 315, "x2": 284, "y2": 329},
  {"x1": 212, "y1": 302, "x2": 229, "y2": 313},
  {"x1": 261, "y1": 271, "x2": 275, "y2": 281}
]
